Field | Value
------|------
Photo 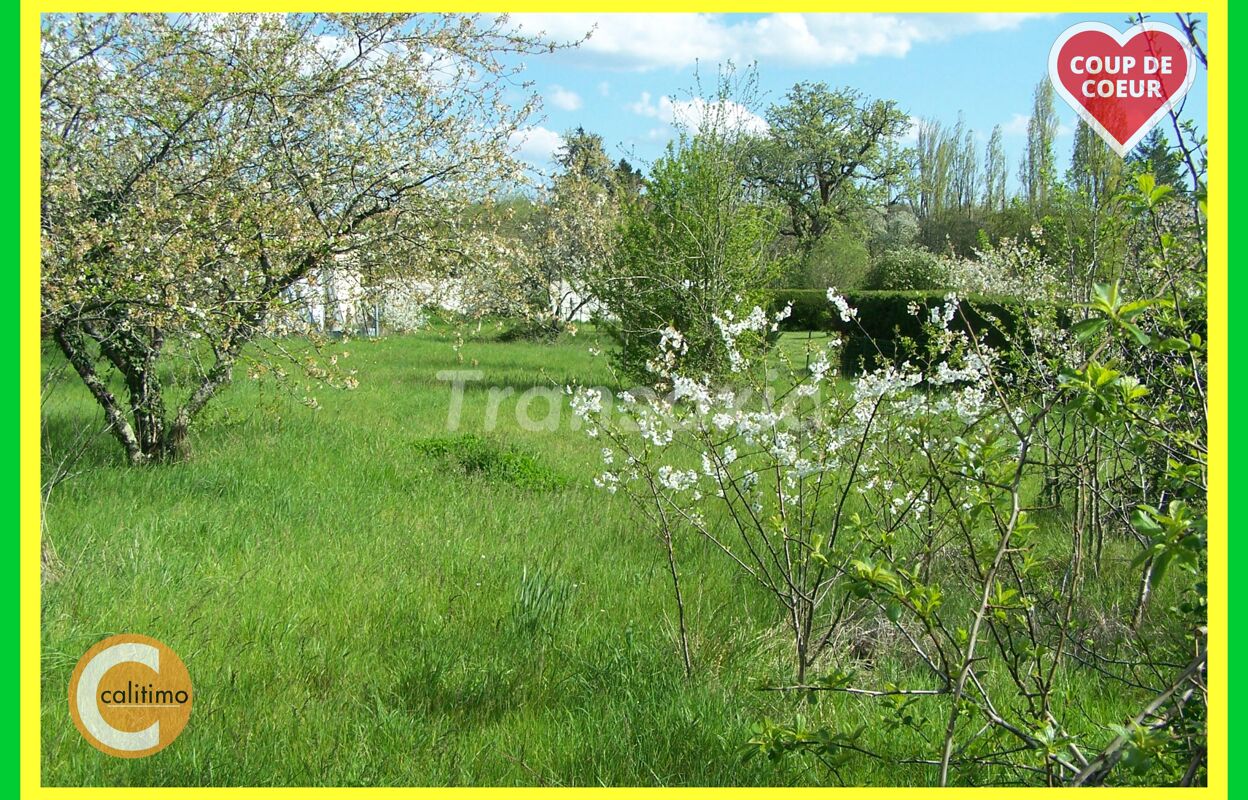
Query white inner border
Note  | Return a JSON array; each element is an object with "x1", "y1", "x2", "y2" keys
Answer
[{"x1": 1047, "y1": 21, "x2": 1196, "y2": 157}]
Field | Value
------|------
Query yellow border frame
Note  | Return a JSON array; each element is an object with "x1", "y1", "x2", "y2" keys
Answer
[{"x1": 20, "y1": 4, "x2": 1229, "y2": 797}]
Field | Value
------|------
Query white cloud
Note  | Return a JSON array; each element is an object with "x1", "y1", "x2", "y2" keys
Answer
[
  {"x1": 548, "y1": 84, "x2": 583, "y2": 111},
  {"x1": 511, "y1": 13, "x2": 1049, "y2": 71},
  {"x1": 1001, "y1": 113, "x2": 1032, "y2": 136},
  {"x1": 1001, "y1": 112, "x2": 1074, "y2": 138},
  {"x1": 514, "y1": 14, "x2": 727, "y2": 71},
  {"x1": 670, "y1": 97, "x2": 769, "y2": 136},
  {"x1": 898, "y1": 115, "x2": 923, "y2": 146},
  {"x1": 628, "y1": 91, "x2": 768, "y2": 137},
  {"x1": 597, "y1": 81, "x2": 611, "y2": 97},
  {"x1": 628, "y1": 91, "x2": 665, "y2": 119},
  {"x1": 965, "y1": 13, "x2": 1048, "y2": 32},
  {"x1": 509, "y1": 126, "x2": 564, "y2": 163}
]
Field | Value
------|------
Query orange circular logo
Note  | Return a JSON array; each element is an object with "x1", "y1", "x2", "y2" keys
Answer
[{"x1": 67, "y1": 634, "x2": 193, "y2": 757}]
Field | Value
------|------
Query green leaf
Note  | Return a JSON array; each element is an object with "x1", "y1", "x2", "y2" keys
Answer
[
  {"x1": 1131, "y1": 508, "x2": 1163, "y2": 536},
  {"x1": 1149, "y1": 183, "x2": 1174, "y2": 206},
  {"x1": 1153, "y1": 336, "x2": 1191, "y2": 353},
  {"x1": 1151, "y1": 551, "x2": 1174, "y2": 587},
  {"x1": 1071, "y1": 318, "x2": 1108, "y2": 341},
  {"x1": 1092, "y1": 282, "x2": 1120, "y2": 313},
  {"x1": 1119, "y1": 321, "x2": 1152, "y2": 346},
  {"x1": 1118, "y1": 298, "x2": 1158, "y2": 320}
]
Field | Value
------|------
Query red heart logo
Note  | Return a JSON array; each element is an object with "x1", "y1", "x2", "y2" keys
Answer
[{"x1": 1048, "y1": 22, "x2": 1195, "y2": 155}]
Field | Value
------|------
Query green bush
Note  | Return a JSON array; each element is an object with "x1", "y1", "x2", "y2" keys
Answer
[
  {"x1": 498, "y1": 319, "x2": 564, "y2": 343},
  {"x1": 916, "y1": 210, "x2": 988, "y2": 258},
  {"x1": 797, "y1": 222, "x2": 872, "y2": 290},
  {"x1": 594, "y1": 132, "x2": 785, "y2": 381},
  {"x1": 864, "y1": 246, "x2": 949, "y2": 291}
]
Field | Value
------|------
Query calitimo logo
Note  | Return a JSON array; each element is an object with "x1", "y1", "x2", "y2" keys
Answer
[{"x1": 67, "y1": 633, "x2": 193, "y2": 757}]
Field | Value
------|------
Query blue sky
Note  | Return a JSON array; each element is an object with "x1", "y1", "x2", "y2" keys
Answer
[{"x1": 498, "y1": 13, "x2": 1208, "y2": 189}]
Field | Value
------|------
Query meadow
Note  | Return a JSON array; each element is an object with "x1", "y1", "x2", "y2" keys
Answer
[
  {"x1": 37, "y1": 11, "x2": 1211, "y2": 786},
  {"x1": 40, "y1": 326, "x2": 1176, "y2": 787}
]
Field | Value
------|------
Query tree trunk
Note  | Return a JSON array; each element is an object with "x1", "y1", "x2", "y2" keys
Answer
[
  {"x1": 53, "y1": 320, "x2": 240, "y2": 465},
  {"x1": 52, "y1": 325, "x2": 147, "y2": 465}
]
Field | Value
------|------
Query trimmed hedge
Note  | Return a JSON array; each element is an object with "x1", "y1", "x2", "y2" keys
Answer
[{"x1": 769, "y1": 289, "x2": 1053, "y2": 374}]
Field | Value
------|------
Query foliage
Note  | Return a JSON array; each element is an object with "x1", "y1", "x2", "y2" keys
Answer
[
  {"x1": 1019, "y1": 77, "x2": 1060, "y2": 213},
  {"x1": 772, "y1": 288, "x2": 1044, "y2": 375},
  {"x1": 39, "y1": 11, "x2": 1210, "y2": 789},
  {"x1": 554, "y1": 126, "x2": 616, "y2": 189},
  {"x1": 914, "y1": 210, "x2": 988, "y2": 258},
  {"x1": 865, "y1": 205, "x2": 919, "y2": 256},
  {"x1": 982, "y1": 125, "x2": 1009, "y2": 213},
  {"x1": 793, "y1": 220, "x2": 872, "y2": 290},
  {"x1": 527, "y1": 152, "x2": 623, "y2": 329},
  {"x1": 912, "y1": 113, "x2": 979, "y2": 219},
  {"x1": 1129, "y1": 129, "x2": 1185, "y2": 193},
  {"x1": 942, "y1": 233, "x2": 1062, "y2": 301}
]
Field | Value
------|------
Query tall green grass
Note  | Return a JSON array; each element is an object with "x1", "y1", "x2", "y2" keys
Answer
[{"x1": 40, "y1": 327, "x2": 1164, "y2": 787}]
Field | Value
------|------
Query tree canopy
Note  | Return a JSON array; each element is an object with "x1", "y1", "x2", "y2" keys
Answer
[{"x1": 746, "y1": 82, "x2": 909, "y2": 245}]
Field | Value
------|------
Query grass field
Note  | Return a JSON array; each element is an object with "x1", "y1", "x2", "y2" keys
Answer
[{"x1": 40, "y1": 326, "x2": 1174, "y2": 787}]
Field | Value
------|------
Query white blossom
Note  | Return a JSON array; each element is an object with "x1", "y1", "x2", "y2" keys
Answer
[
  {"x1": 826, "y1": 287, "x2": 858, "y2": 323},
  {"x1": 657, "y1": 465, "x2": 698, "y2": 492}
]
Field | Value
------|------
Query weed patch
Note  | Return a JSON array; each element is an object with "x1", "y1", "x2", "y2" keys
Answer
[{"x1": 412, "y1": 434, "x2": 565, "y2": 491}]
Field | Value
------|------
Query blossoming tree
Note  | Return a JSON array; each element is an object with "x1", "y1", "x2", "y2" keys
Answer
[{"x1": 41, "y1": 13, "x2": 562, "y2": 463}]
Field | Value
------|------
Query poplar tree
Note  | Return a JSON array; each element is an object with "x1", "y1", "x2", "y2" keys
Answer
[{"x1": 1019, "y1": 78, "x2": 1060, "y2": 213}]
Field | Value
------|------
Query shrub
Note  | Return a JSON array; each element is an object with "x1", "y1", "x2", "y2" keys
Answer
[
  {"x1": 574, "y1": 274, "x2": 1207, "y2": 785},
  {"x1": 498, "y1": 318, "x2": 564, "y2": 343},
  {"x1": 866, "y1": 205, "x2": 919, "y2": 255},
  {"x1": 865, "y1": 246, "x2": 949, "y2": 290},
  {"x1": 915, "y1": 209, "x2": 989, "y2": 257},
  {"x1": 773, "y1": 288, "x2": 837, "y2": 331},
  {"x1": 592, "y1": 131, "x2": 785, "y2": 382},
  {"x1": 797, "y1": 222, "x2": 872, "y2": 290}
]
